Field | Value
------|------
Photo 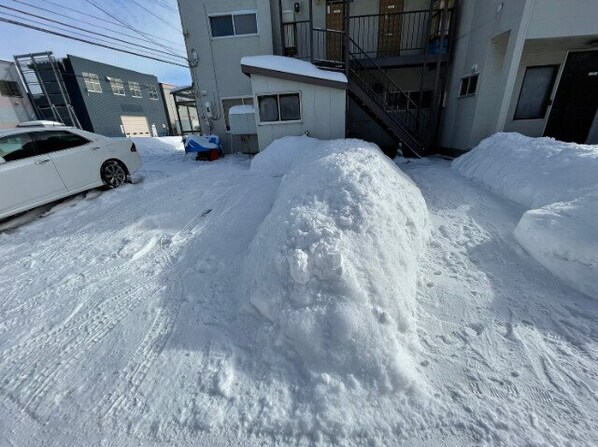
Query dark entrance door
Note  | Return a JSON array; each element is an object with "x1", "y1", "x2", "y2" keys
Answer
[
  {"x1": 326, "y1": 1, "x2": 346, "y2": 62},
  {"x1": 544, "y1": 50, "x2": 598, "y2": 143},
  {"x1": 377, "y1": 0, "x2": 404, "y2": 57}
]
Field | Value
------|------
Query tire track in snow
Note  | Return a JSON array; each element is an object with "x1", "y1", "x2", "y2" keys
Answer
[
  {"x1": 90, "y1": 197, "x2": 234, "y2": 424},
  {"x1": 0, "y1": 173, "x2": 205, "y2": 312},
  {"x1": 0, "y1": 280, "x2": 159, "y2": 416}
]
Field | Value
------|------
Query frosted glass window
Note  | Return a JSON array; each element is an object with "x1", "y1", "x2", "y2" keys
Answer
[
  {"x1": 233, "y1": 14, "x2": 258, "y2": 35},
  {"x1": 514, "y1": 65, "x2": 558, "y2": 120},
  {"x1": 258, "y1": 95, "x2": 279, "y2": 122},
  {"x1": 279, "y1": 94, "x2": 300, "y2": 121}
]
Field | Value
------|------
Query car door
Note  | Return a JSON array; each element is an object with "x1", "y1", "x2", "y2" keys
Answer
[
  {"x1": 0, "y1": 132, "x2": 67, "y2": 217},
  {"x1": 30, "y1": 130, "x2": 105, "y2": 190}
]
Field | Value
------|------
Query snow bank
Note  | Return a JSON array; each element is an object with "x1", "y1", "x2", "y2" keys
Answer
[
  {"x1": 514, "y1": 188, "x2": 598, "y2": 300},
  {"x1": 132, "y1": 136, "x2": 184, "y2": 156},
  {"x1": 453, "y1": 133, "x2": 598, "y2": 300},
  {"x1": 453, "y1": 132, "x2": 598, "y2": 208},
  {"x1": 242, "y1": 137, "x2": 430, "y2": 394}
]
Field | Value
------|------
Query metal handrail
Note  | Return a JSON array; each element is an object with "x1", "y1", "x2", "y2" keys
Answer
[{"x1": 348, "y1": 36, "x2": 430, "y2": 132}]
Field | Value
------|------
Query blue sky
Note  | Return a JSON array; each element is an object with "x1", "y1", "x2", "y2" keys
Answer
[{"x1": 0, "y1": 0, "x2": 191, "y2": 86}]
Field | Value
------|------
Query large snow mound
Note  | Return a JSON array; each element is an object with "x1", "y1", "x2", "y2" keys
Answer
[
  {"x1": 453, "y1": 133, "x2": 598, "y2": 300},
  {"x1": 514, "y1": 187, "x2": 598, "y2": 300},
  {"x1": 453, "y1": 132, "x2": 598, "y2": 208},
  {"x1": 242, "y1": 137, "x2": 430, "y2": 394}
]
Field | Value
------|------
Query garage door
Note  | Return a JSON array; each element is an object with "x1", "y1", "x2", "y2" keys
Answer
[{"x1": 120, "y1": 115, "x2": 150, "y2": 137}]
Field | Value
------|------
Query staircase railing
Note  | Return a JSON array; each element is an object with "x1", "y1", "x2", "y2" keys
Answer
[{"x1": 347, "y1": 37, "x2": 431, "y2": 150}]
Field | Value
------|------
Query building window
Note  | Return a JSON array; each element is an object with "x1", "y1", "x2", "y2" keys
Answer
[
  {"x1": 257, "y1": 93, "x2": 301, "y2": 123},
  {"x1": 128, "y1": 81, "x2": 142, "y2": 98},
  {"x1": 109, "y1": 77, "x2": 125, "y2": 96},
  {"x1": 209, "y1": 12, "x2": 258, "y2": 38},
  {"x1": 386, "y1": 90, "x2": 433, "y2": 111},
  {"x1": 222, "y1": 97, "x2": 254, "y2": 130},
  {"x1": 459, "y1": 73, "x2": 479, "y2": 97},
  {"x1": 148, "y1": 85, "x2": 159, "y2": 100},
  {"x1": 0, "y1": 80, "x2": 22, "y2": 97},
  {"x1": 514, "y1": 65, "x2": 559, "y2": 120},
  {"x1": 82, "y1": 72, "x2": 102, "y2": 93}
]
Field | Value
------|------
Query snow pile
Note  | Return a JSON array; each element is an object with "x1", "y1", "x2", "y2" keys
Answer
[
  {"x1": 132, "y1": 136, "x2": 184, "y2": 156},
  {"x1": 514, "y1": 188, "x2": 598, "y2": 300},
  {"x1": 453, "y1": 133, "x2": 598, "y2": 299},
  {"x1": 242, "y1": 137, "x2": 430, "y2": 394},
  {"x1": 452, "y1": 132, "x2": 598, "y2": 208}
]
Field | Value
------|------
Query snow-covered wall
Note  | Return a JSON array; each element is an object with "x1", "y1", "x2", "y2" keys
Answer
[
  {"x1": 242, "y1": 136, "x2": 430, "y2": 395},
  {"x1": 453, "y1": 132, "x2": 598, "y2": 300}
]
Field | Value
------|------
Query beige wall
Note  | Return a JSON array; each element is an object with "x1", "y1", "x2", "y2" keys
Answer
[
  {"x1": 250, "y1": 74, "x2": 346, "y2": 150},
  {"x1": 179, "y1": 0, "x2": 274, "y2": 148}
]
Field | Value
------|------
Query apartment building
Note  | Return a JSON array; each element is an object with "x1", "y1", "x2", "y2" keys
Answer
[
  {"x1": 14, "y1": 52, "x2": 170, "y2": 138},
  {"x1": 0, "y1": 59, "x2": 36, "y2": 129},
  {"x1": 178, "y1": 0, "x2": 598, "y2": 155}
]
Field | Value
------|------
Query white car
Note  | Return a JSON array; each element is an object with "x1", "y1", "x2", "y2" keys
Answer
[{"x1": 0, "y1": 125, "x2": 142, "y2": 220}]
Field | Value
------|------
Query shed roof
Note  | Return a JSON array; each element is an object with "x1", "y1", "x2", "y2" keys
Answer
[{"x1": 241, "y1": 56, "x2": 347, "y2": 90}]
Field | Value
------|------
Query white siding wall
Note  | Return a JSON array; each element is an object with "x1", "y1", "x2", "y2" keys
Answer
[
  {"x1": 527, "y1": 0, "x2": 598, "y2": 40},
  {"x1": 250, "y1": 74, "x2": 346, "y2": 150},
  {"x1": 178, "y1": 0, "x2": 274, "y2": 149},
  {"x1": 440, "y1": 0, "x2": 529, "y2": 150}
]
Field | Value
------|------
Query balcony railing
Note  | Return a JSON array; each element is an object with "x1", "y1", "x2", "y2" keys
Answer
[
  {"x1": 282, "y1": 20, "x2": 311, "y2": 59},
  {"x1": 282, "y1": 8, "x2": 453, "y2": 63}
]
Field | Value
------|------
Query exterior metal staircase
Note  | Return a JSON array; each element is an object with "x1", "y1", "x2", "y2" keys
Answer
[{"x1": 346, "y1": 38, "x2": 431, "y2": 157}]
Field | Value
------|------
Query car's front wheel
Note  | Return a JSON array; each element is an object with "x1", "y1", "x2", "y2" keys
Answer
[{"x1": 101, "y1": 160, "x2": 127, "y2": 188}]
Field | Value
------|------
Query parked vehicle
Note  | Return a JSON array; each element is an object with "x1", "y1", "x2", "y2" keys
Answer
[{"x1": 0, "y1": 125, "x2": 142, "y2": 220}]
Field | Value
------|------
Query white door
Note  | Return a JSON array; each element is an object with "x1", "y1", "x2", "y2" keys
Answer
[
  {"x1": 121, "y1": 115, "x2": 150, "y2": 137},
  {"x1": 31, "y1": 130, "x2": 105, "y2": 190},
  {"x1": 0, "y1": 133, "x2": 67, "y2": 217}
]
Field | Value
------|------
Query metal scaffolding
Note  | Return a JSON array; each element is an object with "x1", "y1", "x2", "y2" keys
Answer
[{"x1": 13, "y1": 51, "x2": 81, "y2": 128}]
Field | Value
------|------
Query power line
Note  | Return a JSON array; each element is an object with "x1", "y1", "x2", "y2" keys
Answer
[
  {"x1": 35, "y1": 0, "x2": 183, "y2": 49},
  {"x1": 0, "y1": 11, "x2": 184, "y2": 67},
  {"x1": 153, "y1": 0, "x2": 178, "y2": 14},
  {"x1": 82, "y1": 0, "x2": 182, "y2": 56},
  {"x1": 126, "y1": 0, "x2": 181, "y2": 32},
  {"x1": 0, "y1": 16, "x2": 188, "y2": 67},
  {"x1": 0, "y1": 4, "x2": 187, "y2": 61},
  {"x1": 10, "y1": 0, "x2": 184, "y2": 52}
]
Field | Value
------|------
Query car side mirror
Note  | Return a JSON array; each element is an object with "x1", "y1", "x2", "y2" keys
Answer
[{"x1": 0, "y1": 157, "x2": 5, "y2": 164}]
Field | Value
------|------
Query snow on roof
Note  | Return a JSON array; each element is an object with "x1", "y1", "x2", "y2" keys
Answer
[
  {"x1": 229, "y1": 105, "x2": 255, "y2": 115},
  {"x1": 241, "y1": 55, "x2": 347, "y2": 86}
]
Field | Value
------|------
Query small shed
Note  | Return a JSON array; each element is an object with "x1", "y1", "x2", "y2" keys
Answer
[{"x1": 240, "y1": 56, "x2": 347, "y2": 151}]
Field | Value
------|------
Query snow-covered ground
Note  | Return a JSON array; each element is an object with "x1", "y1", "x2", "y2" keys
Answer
[
  {"x1": 454, "y1": 133, "x2": 598, "y2": 300},
  {"x1": 1, "y1": 136, "x2": 597, "y2": 446}
]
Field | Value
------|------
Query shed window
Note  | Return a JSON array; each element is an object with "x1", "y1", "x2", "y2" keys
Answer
[
  {"x1": 129, "y1": 81, "x2": 142, "y2": 98},
  {"x1": 209, "y1": 12, "x2": 258, "y2": 37},
  {"x1": 109, "y1": 77, "x2": 125, "y2": 96},
  {"x1": 279, "y1": 94, "x2": 301, "y2": 121},
  {"x1": 257, "y1": 93, "x2": 301, "y2": 123},
  {"x1": 514, "y1": 65, "x2": 559, "y2": 120},
  {"x1": 0, "y1": 80, "x2": 22, "y2": 97},
  {"x1": 459, "y1": 73, "x2": 478, "y2": 97},
  {"x1": 82, "y1": 72, "x2": 102, "y2": 93},
  {"x1": 148, "y1": 85, "x2": 159, "y2": 100}
]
